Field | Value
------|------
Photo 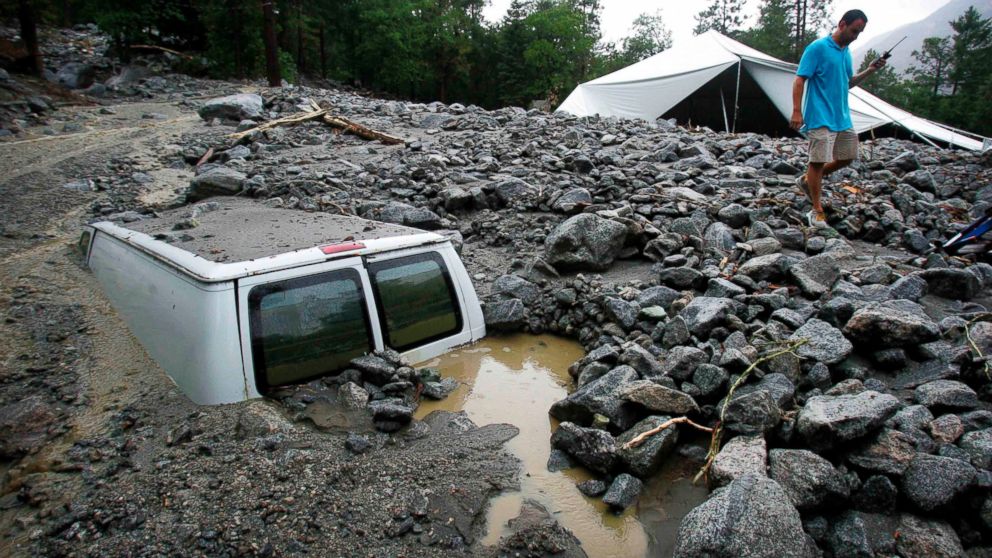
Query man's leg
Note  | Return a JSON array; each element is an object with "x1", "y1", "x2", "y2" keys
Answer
[
  {"x1": 823, "y1": 159, "x2": 852, "y2": 177},
  {"x1": 806, "y1": 162, "x2": 827, "y2": 215}
]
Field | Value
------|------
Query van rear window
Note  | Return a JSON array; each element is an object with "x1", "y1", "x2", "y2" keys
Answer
[
  {"x1": 249, "y1": 269, "x2": 372, "y2": 390},
  {"x1": 369, "y1": 252, "x2": 462, "y2": 352}
]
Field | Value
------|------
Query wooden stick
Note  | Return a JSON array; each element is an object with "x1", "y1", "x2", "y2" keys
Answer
[
  {"x1": 322, "y1": 114, "x2": 405, "y2": 145},
  {"x1": 622, "y1": 417, "x2": 713, "y2": 449},
  {"x1": 195, "y1": 147, "x2": 214, "y2": 167},
  {"x1": 130, "y1": 44, "x2": 194, "y2": 60},
  {"x1": 693, "y1": 338, "x2": 809, "y2": 484},
  {"x1": 228, "y1": 109, "x2": 328, "y2": 141}
]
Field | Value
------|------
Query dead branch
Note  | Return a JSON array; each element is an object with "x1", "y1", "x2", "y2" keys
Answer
[
  {"x1": 693, "y1": 338, "x2": 809, "y2": 485},
  {"x1": 130, "y1": 44, "x2": 194, "y2": 60},
  {"x1": 195, "y1": 147, "x2": 214, "y2": 167},
  {"x1": 227, "y1": 106, "x2": 406, "y2": 145},
  {"x1": 622, "y1": 417, "x2": 713, "y2": 449},
  {"x1": 322, "y1": 114, "x2": 405, "y2": 145},
  {"x1": 228, "y1": 108, "x2": 328, "y2": 141}
]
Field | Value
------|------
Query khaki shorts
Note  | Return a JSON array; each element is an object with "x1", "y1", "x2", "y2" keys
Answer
[{"x1": 807, "y1": 127, "x2": 859, "y2": 163}]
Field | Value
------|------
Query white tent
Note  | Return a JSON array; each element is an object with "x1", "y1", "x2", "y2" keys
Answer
[{"x1": 556, "y1": 30, "x2": 988, "y2": 151}]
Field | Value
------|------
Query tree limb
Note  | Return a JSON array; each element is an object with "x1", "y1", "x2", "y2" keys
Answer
[{"x1": 622, "y1": 416, "x2": 713, "y2": 449}]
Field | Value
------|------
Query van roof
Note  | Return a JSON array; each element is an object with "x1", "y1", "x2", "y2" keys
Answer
[{"x1": 90, "y1": 198, "x2": 446, "y2": 283}]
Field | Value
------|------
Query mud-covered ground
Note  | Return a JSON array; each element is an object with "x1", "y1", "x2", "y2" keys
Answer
[{"x1": 0, "y1": 92, "x2": 590, "y2": 558}]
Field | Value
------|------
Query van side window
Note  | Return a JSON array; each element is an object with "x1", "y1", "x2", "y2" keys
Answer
[
  {"x1": 368, "y1": 252, "x2": 462, "y2": 352},
  {"x1": 248, "y1": 269, "x2": 372, "y2": 390}
]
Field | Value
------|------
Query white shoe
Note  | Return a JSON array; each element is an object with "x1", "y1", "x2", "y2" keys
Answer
[{"x1": 807, "y1": 210, "x2": 829, "y2": 229}]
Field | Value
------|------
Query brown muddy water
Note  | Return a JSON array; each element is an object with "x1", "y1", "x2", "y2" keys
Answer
[{"x1": 414, "y1": 334, "x2": 709, "y2": 558}]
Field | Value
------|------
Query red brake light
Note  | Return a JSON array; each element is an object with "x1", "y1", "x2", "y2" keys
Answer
[{"x1": 319, "y1": 242, "x2": 366, "y2": 255}]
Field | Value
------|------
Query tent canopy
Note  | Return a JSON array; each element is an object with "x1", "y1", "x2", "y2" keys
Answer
[{"x1": 556, "y1": 30, "x2": 987, "y2": 151}]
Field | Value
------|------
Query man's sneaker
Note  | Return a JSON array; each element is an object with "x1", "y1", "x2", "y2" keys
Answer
[
  {"x1": 796, "y1": 174, "x2": 811, "y2": 200},
  {"x1": 807, "y1": 210, "x2": 829, "y2": 229}
]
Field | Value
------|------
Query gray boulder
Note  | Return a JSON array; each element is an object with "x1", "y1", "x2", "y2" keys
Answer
[
  {"x1": 723, "y1": 390, "x2": 781, "y2": 435},
  {"x1": 493, "y1": 274, "x2": 541, "y2": 304},
  {"x1": 847, "y1": 428, "x2": 916, "y2": 475},
  {"x1": 659, "y1": 346, "x2": 709, "y2": 381},
  {"x1": 545, "y1": 214, "x2": 627, "y2": 271},
  {"x1": 769, "y1": 449, "x2": 849, "y2": 510},
  {"x1": 895, "y1": 513, "x2": 964, "y2": 558},
  {"x1": 552, "y1": 188, "x2": 592, "y2": 213},
  {"x1": 914, "y1": 379, "x2": 978, "y2": 410},
  {"x1": 188, "y1": 166, "x2": 246, "y2": 201},
  {"x1": 901, "y1": 454, "x2": 976, "y2": 511},
  {"x1": 738, "y1": 253, "x2": 785, "y2": 281},
  {"x1": 550, "y1": 365, "x2": 639, "y2": 430},
  {"x1": 797, "y1": 391, "x2": 902, "y2": 450},
  {"x1": 198, "y1": 93, "x2": 264, "y2": 121},
  {"x1": 550, "y1": 422, "x2": 619, "y2": 474},
  {"x1": 673, "y1": 475, "x2": 818, "y2": 558},
  {"x1": 916, "y1": 269, "x2": 982, "y2": 300},
  {"x1": 56, "y1": 62, "x2": 95, "y2": 89},
  {"x1": 843, "y1": 300, "x2": 940, "y2": 348},
  {"x1": 711, "y1": 435, "x2": 767, "y2": 487},
  {"x1": 791, "y1": 318, "x2": 853, "y2": 365},
  {"x1": 620, "y1": 343, "x2": 665, "y2": 379},
  {"x1": 602, "y1": 473, "x2": 643, "y2": 511},
  {"x1": 960, "y1": 428, "x2": 992, "y2": 469},
  {"x1": 620, "y1": 381, "x2": 699, "y2": 414},
  {"x1": 484, "y1": 299, "x2": 526, "y2": 332},
  {"x1": 788, "y1": 254, "x2": 841, "y2": 297},
  {"x1": 617, "y1": 415, "x2": 679, "y2": 477},
  {"x1": 603, "y1": 297, "x2": 638, "y2": 330},
  {"x1": 494, "y1": 177, "x2": 538, "y2": 207},
  {"x1": 679, "y1": 297, "x2": 736, "y2": 337}
]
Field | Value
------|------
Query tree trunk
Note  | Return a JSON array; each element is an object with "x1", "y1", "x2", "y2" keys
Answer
[
  {"x1": 261, "y1": 0, "x2": 281, "y2": 86},
  {"x1": 319, "y1": 22, "x2": 326, "y2": 78},
  {"x1": 296, "y1": 0, "x2": 305, "y2": 75},
  {"x1": 18, "y1": 0, "x2": 44, "y2": 77}
]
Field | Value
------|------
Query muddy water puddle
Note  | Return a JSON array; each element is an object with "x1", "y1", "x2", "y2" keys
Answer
[{"x1": 415, "y1": 334, "x2": 708, "y2": 558}]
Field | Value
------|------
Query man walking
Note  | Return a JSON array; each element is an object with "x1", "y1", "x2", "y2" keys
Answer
[{"x1": 791, "y1": 9, "x2": 885, "y2": 228}]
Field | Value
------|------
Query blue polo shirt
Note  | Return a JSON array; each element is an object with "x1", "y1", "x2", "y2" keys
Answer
[{"x1": 796, "y1": 36, "x2": 853, "y2": 132}]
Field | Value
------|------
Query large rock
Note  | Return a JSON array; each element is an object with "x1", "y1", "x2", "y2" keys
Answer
[
  {"x1": 914, "y1": 379, "x2": 978, "y2": 410},
  {"x1": 494, "y1": 177, "x2": 538, "y2": 207},
  {"x1": 658, "y1": 346, "x2": 709, "y2": 381},
  {"x1": 0, "y1": 396, "x2": 57, "y2": 458},
  {"x1": 493, "y1": 275, "x2": 541, "y2": 304},
  {"x1": 723, "y1": 390, "x2": 781, "y2": 435},
  {"x1": 673, "y1": 475, "x2": 818, "y2": 558},
  {"x1": 484, "y1": 299, "x2": 525, "y2": 332},
  {"x1": 544, "y1": 214, "x2": 627, "y2": 271},
  {"x1": 188, "y1": 166, "x2": 246, "y2": 200},
  {"x1": 711, "y1": 435, "x2": 767, "y2": 487},
  {"x1": 617, "y1": 415, "x2": 679, "y2": 477},
  {"x1": 55, "y1": 62, "x2": 95, "y2": 89},
  {"x1": 679, "y1": 297, "x2": 736, "y2": 337},
  {"x1": 620, "y1": 343, "x2": 665, "y2": 379},
  {"x1": 895, "y1": 513, "x2": 965, "y2": 558},
  {"x1": 550, "y1": 365, "x2": 639, "y2": 430},
  {"x1": 769, "y1": 449, "x2": 849, "y2": 510},
  {"x1": 602, "y1": 473, "x2": 643, "y2": 511},
  {"x1": 738, "y1": 253, "x2": 785, "y2": 281},
  {"x1": 550, "y1": 422, "x2": 619, "y2": 474},
  {"x1": 916, "y1": 268, "x2": 982, "y2": 300},
  {"x1": 198, "y1": 93, "x2": 264, "y2": 121},
  {"x1": 788, "y1": 254, "x2": 841, "y2": 297},
  {"x1": 797, "y1": 391, "x2": 902, "y2": 450},
  {"x1": 791, "y1": 318, "x2": 853, "y2": 365},
  {"x1": 619, "y1": 381, "x2": 699, "y2": 414},
  {"x1": 847, "y1": 428, "x2": 916, "y2": 475},
  {"x1": 843, "y1": 300, "x2": 940, "y2": 348},
  {"x1": 901, "y1": 454, "x2": 976, "y2": 511}
]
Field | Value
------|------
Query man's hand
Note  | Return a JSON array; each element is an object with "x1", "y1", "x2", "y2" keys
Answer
[
  {"x1": 869, "y1": 58, "x2": 887, "y2": 71},
  {"x1": 790, "y1": 110, "x2": 803, "y2": 131}
]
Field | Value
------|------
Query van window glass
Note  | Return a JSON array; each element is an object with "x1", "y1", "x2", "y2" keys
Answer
[
  {"x1": 249, "y1": 269, "x2": 371, "y2": 389},
  {"x1": 369, "y1": 253, "x2": 461, "y2": 351}
]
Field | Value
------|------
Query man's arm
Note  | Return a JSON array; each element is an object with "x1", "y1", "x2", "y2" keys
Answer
[
  {"x1": 791, "y1": 76, "x2": 806, "y2": 130},
  {"x1": 849, "y1": 58, "x2": 886, "y2": 88}
]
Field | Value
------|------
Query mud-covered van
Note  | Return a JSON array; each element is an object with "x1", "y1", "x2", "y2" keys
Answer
[{"x1": 79, "y1": 198, "x2": 485, "y2": 405}]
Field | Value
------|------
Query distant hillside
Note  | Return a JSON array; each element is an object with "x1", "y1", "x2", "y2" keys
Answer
[{"x1": 852, "y1": 0, "x2": 992, "y2": 76}]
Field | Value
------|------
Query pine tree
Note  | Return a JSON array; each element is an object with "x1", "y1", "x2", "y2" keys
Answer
[{"x1": 693, "y1": 0, "x2": 746, "y2": 37}]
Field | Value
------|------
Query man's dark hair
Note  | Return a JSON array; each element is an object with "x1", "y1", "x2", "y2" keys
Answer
[{"x1": 840, "y1": 9, "x2": 867, "y2": 25}]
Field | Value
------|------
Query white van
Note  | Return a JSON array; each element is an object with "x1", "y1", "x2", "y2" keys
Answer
[{"x1": 79, "y1": 198, "x2": 485, "y2": 405}]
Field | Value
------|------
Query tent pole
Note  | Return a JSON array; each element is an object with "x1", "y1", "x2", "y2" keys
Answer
[
  {"x1": 733, "y1": 59, "x2": 742, "y2": 133},
  {"x1": 720, "y1": 88, "x2": 730, "y2": 133}
]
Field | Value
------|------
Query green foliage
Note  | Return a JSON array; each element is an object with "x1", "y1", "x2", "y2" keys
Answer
[
  {"x1": 856, "y1": 49, "x2": 907, "y2": 104},
  {"x1": 694, "y1": 0, "x2": 747, "y2": 37},
  {"x1": 739, "y1": 0, "x2": 832, "y2": 62},
  {"x1": 598, "y1": 10, "x2": 672, "y2": 73}
]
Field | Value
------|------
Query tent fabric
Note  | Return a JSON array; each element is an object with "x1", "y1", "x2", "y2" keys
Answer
[{"x1": 556, "y1": 30, "x2": 988, "y2": 151}]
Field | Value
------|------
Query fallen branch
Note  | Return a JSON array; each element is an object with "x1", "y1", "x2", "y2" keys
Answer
[
  {"x1": 965, "y1": 313, "x2": 992, "y2": 380},
  {"x1": 622, "y1": 416, "x2": 713, "y2": 449},
  {"x1": 322, "y1": 114, "x2": 405, "y2": 145},
  {"x1": 693, "y1": 337, "x2": 809, "y2": 485},
  {"x1": 228, "y1": 108, "x2": 328, "y2": 141},
  {"x1": 130, "y1": 44, "x2": 194, "y2": 60},
  {"x1": 227, "y1": 106, "x2": 405, "y2": 145}
]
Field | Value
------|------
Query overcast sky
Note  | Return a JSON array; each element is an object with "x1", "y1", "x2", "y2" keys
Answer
[{"x1": 482, "y1": 0, "x2": 951, "y2": 47}]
